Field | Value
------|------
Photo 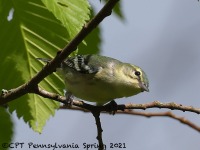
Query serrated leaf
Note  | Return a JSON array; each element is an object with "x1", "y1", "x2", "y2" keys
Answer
[
  {"x1": 42, "y1": 0, "x2": 91, "y2": 41},
  {"x1": 113, "y1": 2, "x2": 124, "y2": 20},
  {"x1": 0, "y1": 0, "x2": 90, "y2": 133},
  {"x1": 0, "y1": 107, "x2": 13, "y2": 146},
  {"x1": 78, "y1": 9, "x2": 101, "y2": 54},
  {"x1": 103, "y1": 0, "x2": 124, "y2": 20}
]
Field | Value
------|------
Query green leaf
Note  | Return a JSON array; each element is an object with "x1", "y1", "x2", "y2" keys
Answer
[
  {"x1": 103, "y1": 0, "x2": 124, "y2": 20},
  {"x1": 0, "y1": 0, "x2": 90, "y2": 133},
  {"x1": 0, "y1": 107, "x2": 13, "y2": 147},
  {"x1": 113, "y1": 2, "x2": 124, "y2": 20},
  {"x1": 78, "y1": 9, "x2": 101, "y2": 55},
  {"x1": 42, "y1": 0, "x2": 90, "y2": 41}
]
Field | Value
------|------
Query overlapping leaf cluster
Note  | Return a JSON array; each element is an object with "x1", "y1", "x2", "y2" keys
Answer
[{"x1": 0, "y1": 0, "x2": 123, "y2": 146}]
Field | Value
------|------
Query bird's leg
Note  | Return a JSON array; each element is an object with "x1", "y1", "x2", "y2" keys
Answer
[
  {"x1": 64, "y1": 90, "x2": 74, "y2": 107},
  {"x1": 105, "y1": 100, "x2": 118, "y2": 115}
]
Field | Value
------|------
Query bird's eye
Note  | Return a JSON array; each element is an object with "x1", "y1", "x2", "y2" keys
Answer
[{"x1": 135, "y1": 71, "x2": 141, "y2": 76}]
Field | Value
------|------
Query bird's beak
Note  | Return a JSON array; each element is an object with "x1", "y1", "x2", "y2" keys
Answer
[{"x1": 139, "y1": 82, "x2": 149, "y2": 92}]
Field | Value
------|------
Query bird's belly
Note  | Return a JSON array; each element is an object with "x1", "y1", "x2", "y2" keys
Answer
[
  {"x1": 65, "y1": 79, "x2": 120, "y2": 104},
  {"x1": 64, "y1": 72, "x2": 141, "y2": 105}
]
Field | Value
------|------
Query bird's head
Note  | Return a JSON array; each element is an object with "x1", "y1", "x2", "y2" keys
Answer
[
  {"x1": 130, "y1": 65, "x2": 149, "y2": 92},
  {"x1": 121, "y1": 64, "x2": 149, "y2": 94}
]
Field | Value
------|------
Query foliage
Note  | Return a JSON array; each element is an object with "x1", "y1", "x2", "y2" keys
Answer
[
  {"x1": 0, "y1": 0, "x2": 123, "y2": 143},
  {"x1": 0, "y1": 107, "x2": 13, "y2": 147},
  {"x1": 0, "y1": 0, "x2": 90, "y2": 133}
]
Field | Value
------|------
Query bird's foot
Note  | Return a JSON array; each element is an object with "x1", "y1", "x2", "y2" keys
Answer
[
  {"x1": 64, "y1": 91, "x2": 74, "y2": 107},
  {"x1": 105, "y1": 100, "x2": 118, "y2": 115}
]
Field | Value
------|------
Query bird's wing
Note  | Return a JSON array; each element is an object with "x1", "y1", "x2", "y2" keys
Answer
[{"x1": 62, "y1": 55, "x2": 99, "y2": 74}]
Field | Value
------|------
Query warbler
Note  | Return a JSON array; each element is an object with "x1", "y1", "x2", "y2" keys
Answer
[{"x1": 38, "y1": 55, "x2": 149, "y2": 105}]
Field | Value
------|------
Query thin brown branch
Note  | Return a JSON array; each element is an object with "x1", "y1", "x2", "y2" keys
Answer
[
  {"x1": 60, "y1": 106, "x2": 200, "y2": 133},
  {"x1": 73, "y1": 100, "x2": 200, "y2": 115},
  {"x1": 91, "y1": 111, "x2": 104, "y2": 150},
  {"x1": 37, "y1": 87, "x2": 200, "y2": 148},
  {"x1": 61, "y1": 104, "x2": 105, "y2": 150},
  {"x1": 35, "y1": 86, "x2": 66, "y2": 103},
  {"x1": 33, "y1": 87, "x2": 200, "y2": 115},
  {"x1": 117, "y1": 110, "x2": 200, "y2": 133},
  {"x1": 0, "y1": 0, "x2": 119, "y2": 105},
  {"x1": 123, "y1": 101, "x2": 200, "y2": 114}
]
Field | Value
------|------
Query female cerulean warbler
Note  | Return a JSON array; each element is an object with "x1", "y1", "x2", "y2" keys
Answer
[{"x1": 38, "y1": 55, "x2": 149, "y2": 106}]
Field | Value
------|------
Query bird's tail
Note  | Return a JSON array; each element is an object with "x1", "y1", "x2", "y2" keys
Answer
[
  {"x1": 36, "y1": 58, "x2": 51, "y2": 63},
  {"x1": 37, "y1": 58, "x2": 62, "y2": 69}
]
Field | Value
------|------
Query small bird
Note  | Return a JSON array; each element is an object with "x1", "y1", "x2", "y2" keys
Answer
[{"x1": 38, "y1": 55, "x2": 149, "y2": 106}]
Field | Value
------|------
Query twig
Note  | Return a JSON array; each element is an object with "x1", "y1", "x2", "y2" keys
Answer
[
  {"x1": 123, "y1": 101, "x2": 200, "y2": 114},
  {"x1": 91, "y1": 111, "x2": 104, "y2": 150},
  {"x1": 74, "y1": 101, "x2": 200, "y2": 115},
  {"x1": 35, "y1": 86, "x2": 66, "y2": 103},
  {"x1": 37, "y1": 86, "x2": 200, "y2": 144},
  {"x1": 33, "y1": 87, "x2": 200, "y2": 115},
  {"x1": 60, "y1": 106, "x2": 200, "y2": 133},
  {"x1": 117, "y1": 110, "x2": 200, "y2": 132},
  {"x1": 34, "y1": 87, "x2": 200, "y2": 135}
]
